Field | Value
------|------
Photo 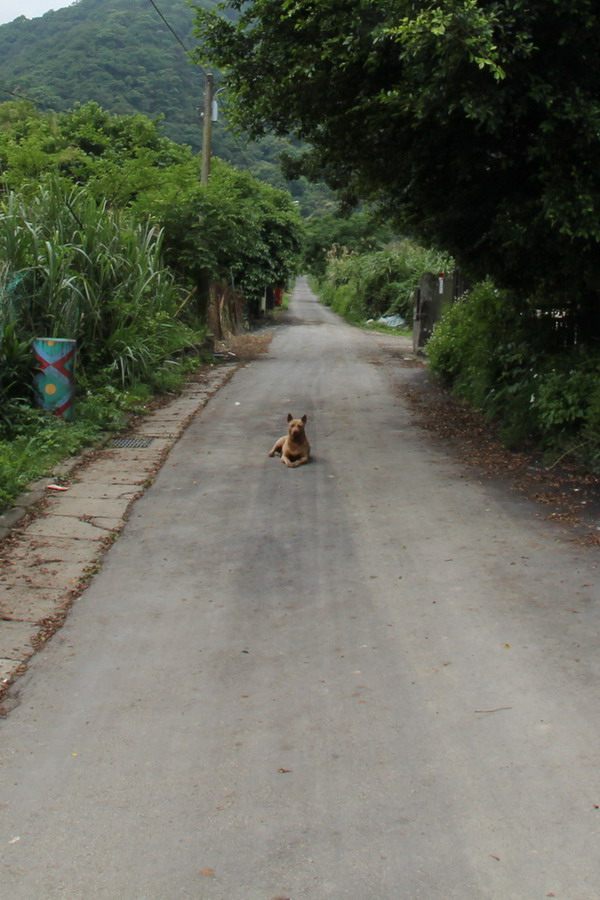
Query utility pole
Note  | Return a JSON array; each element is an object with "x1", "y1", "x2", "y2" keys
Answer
[{"x1": 201, "y1": 72, "x2": 214, "y2": 185}]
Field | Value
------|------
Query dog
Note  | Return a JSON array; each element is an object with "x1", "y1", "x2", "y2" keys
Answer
[{"x1": 268, "y1": 413, "x2": 310, "y2": 468}]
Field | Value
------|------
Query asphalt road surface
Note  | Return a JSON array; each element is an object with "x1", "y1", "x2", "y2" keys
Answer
[{"x1": 2, "y1": 278, "x2": 600, "y2": 899}]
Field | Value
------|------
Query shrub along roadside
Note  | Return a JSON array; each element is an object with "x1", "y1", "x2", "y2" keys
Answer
[
  {"x1": 317, "y1": 240, "x2": 452, "y2": 326},
  {"x1": 426, "y1": 281, "x2": 600, "y2": 471},
  {"x1": 0, "y1": 102, "x2": 305, "y2": 328},
  {"x1": 131, "y1": 157, "x2": 304, "y2": 321}
]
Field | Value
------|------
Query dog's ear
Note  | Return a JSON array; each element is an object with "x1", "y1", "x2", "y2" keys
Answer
[
  {"x1": 301, "y1": 414, "x2": 307, "y2": 424},
  {"x1": 287, "y1": 413, "x2": 293, "y2": 422}
]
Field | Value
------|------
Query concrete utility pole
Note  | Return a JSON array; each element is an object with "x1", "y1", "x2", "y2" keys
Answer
[{"x1": 201, "y1": 72, "x2": 214, "y2": 185}]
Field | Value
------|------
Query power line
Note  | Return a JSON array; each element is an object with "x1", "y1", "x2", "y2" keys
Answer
[
  {"x1": 145, "y1": 0, "x2": 208, "y2": 76},
  {"x1": 146, "y1": 0, "x2": 190, "y2": 52}
]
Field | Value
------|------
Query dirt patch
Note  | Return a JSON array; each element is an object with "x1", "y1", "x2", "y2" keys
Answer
[
  {"x1": 215, "y1": 329, "x2": 274, "y2": 362},
  {"x1": 398, "y1": 361, "x2": 600, "y2": 544}
]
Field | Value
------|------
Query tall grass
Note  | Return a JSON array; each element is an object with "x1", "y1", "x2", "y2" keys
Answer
[
  {"x1": 0, "y1": 178, "x2": 205, "y2": 387},
  {"x1": 318, "y1": 240, "x2": 452, "y2": 325}
]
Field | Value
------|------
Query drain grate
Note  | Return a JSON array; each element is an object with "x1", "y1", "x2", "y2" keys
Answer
[{"x1": 109, "y1": 436, "x2": 155, "y2": 449}]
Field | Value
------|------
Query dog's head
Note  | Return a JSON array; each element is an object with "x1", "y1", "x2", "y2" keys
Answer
[{"x1": 287, "y1": 413, "x2": 307, "y2": 439}]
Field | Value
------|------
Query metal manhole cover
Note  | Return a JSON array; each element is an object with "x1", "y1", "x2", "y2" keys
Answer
[{"x1": 109, "y1": 436, "x2": 155, "y2": 449}]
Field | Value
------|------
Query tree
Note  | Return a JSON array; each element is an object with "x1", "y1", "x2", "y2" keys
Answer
[
  {"x1": 193, "y1": 0, "x2": 600, "y2": 332},
  {"x1": 0, "y1": 101, "x2": 193, "y2": 197},
  {"x1": 132, "y1": 158, "x2": 304, "y2": 317},
  {"x1": 0, "y1": 101, "x2": 304, "y2": 323},
  {"x1": 302, "y1": 210, "x2": 396, "y2": 278}
]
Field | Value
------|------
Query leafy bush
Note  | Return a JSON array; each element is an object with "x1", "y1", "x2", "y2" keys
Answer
[
  {"x1": 318, "y1": 240, "x2": 452, "y2": 325},
  {"x1": 302, "y1": 210, "x2": 396, "y2": 277},
  {"x1": 427, "y1": 281, "x2": 542, "y2": 446},
  {"x1": 132, "y1": 158, "x2": 304, "y2": 319},
  {"x1": 0, "y1": 322, "x2": 33, "y2": 399},
  {"x1": 427, "y1": 280, "x2": 600, "y2": 464}
]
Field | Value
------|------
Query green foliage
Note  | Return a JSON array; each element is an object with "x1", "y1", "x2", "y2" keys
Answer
[
  {"x1": 0, "y1": 100, "x2": 194, "y2": 198},
  {"x1": 0, "y1": 321, "x2": 34, "y2": 439},
  {"x1": 426, "y1": 281, "x2": 535, "y2": 447},
  {"x1": 0, "y1": 178, "x2": 206, "y2": 388},
  {"x1": 0, "y1": 2, "x2": 334, "y2": 212},
  {"x1": 319, "y1": 240, "x2": 451, "y2": 326},
  {"x1": 427, "y1": 281, "x2": 512, "y2": 392},
  {"x1": 0, "y1": 406, "x2": 97, "y2": 506},
  {"x1": 302, "y1": 210, "x2": 396, "y2": 278},
  {"x1": 0, "y1": 102, "x2": 305, "y2": 322},
  {"x1": 427, "y1": 282, "x2": 600, "y2": 463},
  {"x1": 195, "y1": 0, "x2": 600, "y2": 330},
  {"x1": 0, "y1": 0, "x2": 208, "y2": 150},
  {"x1": 132, "y1": 157, "x2": 304, "y2": 317},
  {"x1": 0, "y1": 321, "x2": 33, "y2": 399}
]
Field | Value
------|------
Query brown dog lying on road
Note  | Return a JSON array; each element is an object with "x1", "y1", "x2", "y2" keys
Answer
[{"x1": 268, "y1": 414, "x2": 311, "y2": 467}]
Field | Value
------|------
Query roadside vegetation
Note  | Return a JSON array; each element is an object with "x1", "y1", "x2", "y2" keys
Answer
[
  {"x1": 426, "y1": 282, "x2": 600, "y2": 472},
  {"x1": 314, "y1": 239, "x2": 451, "y2": 329},
  {"x1": 0, "y1": 100, "x2": 304, "y2": 512}
]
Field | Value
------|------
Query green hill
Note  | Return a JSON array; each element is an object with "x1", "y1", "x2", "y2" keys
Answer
[
  {"x1": 0, "y1": 0, "x2": 209, "y2": 151},
  {"x1": 0, "y1": 0, "x2": 332, "y2": 212}
]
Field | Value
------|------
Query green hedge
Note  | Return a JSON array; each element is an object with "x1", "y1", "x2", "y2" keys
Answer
[{"x1": 427, "y1": 281, "x2": 600, "y2": 467}]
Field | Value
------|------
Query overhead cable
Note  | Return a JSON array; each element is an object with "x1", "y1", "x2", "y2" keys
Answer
[{"x1": 145, "y1": 0, "x2": 209, "y2": 76}]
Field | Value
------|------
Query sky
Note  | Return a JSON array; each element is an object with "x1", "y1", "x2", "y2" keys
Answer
[{"x1": 0, "y1": 1, "x2": 75, "y2": 26}]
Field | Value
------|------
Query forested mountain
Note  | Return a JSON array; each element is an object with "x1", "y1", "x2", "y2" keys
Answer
[
  {"x1": 0, "y1": 0, "x2": 205, "y2": 149},
  {"x1": 0, "y1": 0, "x2": 327, "y2": 206}
]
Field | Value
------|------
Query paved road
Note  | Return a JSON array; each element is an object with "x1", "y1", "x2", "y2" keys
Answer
[{"x1": 2, "y1": 278, "x2": 600, "y2": 899}]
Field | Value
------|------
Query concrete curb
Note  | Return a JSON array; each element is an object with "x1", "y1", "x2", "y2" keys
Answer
[{"x1": 0, "y1": 363, "x2": 238, "y2": 701}]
